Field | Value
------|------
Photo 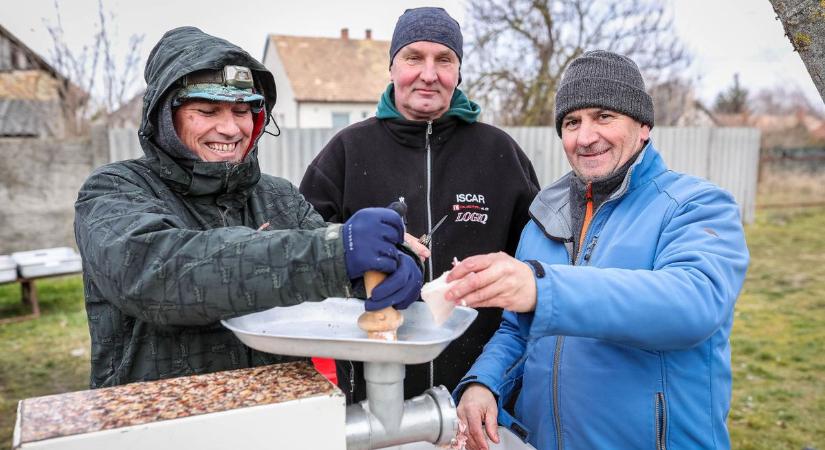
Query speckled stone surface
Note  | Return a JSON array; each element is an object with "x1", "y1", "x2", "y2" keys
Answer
[{"x1": 17, "y1": 361, "x2": 339, "y2": 444}]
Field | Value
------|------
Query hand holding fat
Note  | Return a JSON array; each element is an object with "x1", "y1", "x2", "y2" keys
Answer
[
  {"x1": 445, "y1": 252, "x2": 538, "y2": 313},
  {"x1": 365, "y1": 252, "x2": 423, "y2": 311},
  {"x1": 343, "y1": 208, "x2": 405, "y2": 279}
]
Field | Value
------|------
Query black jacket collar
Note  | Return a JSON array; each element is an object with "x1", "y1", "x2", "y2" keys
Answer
[{"x1": 379, "y1": 115, "x2": 461, "y2": 149}]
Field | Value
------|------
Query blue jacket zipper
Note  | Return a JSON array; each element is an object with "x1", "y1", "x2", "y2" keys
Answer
[{"x1": 553, "y1": 190, "x2": 610, "y2": 449}]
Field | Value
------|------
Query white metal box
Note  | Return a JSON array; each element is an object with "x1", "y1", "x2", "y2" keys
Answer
[
  {"x1": 14, "y1": 362, "x2": 346, "y2": 450},
  {"x1": 10, "y1": 247, "x2": 82, "y2": 279},
  {"x1": 0, "y1": 255, "x2": 16, "y2": 283}
]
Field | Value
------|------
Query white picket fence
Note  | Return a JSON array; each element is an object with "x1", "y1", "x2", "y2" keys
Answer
[{"x1": 109, "y1": 126, "x2": 760, "y2": 223}]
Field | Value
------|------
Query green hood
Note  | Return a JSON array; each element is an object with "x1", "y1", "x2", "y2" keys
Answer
[{"x1": 375, "y1": 84, "x2": 480, "y2": 123}]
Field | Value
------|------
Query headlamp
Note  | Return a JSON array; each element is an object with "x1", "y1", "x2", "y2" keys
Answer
[
  {"x1": 174, "y1": 65, "x2": 265, "y2": 112},
  {"x1": 182, "y1": 66, "x2": 255, "y2": 89}
]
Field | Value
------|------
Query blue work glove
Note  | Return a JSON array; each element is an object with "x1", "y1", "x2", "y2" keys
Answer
[
  {"x1": 366, "y1": 252, "x2": 423, "y2": 311},
  {"x1": 342, "y1": 207, "x2": 405, "y2": 280}
]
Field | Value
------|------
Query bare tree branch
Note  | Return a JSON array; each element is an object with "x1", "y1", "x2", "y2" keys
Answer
[
  {"x1": 768, "y1": 0, "x2": 825, "y2": 104},
  {"x1": 40, "y1": 0, "x2": 144, "y2": 135},
  {"x1": 465, "y1": 0, "x2": 690, "y2": 125}
]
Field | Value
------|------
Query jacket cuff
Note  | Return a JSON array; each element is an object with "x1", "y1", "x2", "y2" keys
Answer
[
  {"x1": 452, "y1": 374, "x2": 501, "y2": 405},
  {"x1": 526, "y1": 260, "x2": 556, "y2": 338},
  {"x1": 323, "y1": 224, "x2": 359, "y2": 297}
]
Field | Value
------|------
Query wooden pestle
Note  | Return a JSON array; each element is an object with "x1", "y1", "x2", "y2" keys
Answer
[{"x1": 357, "y1": 271, "x2": 404, "y2": 341}]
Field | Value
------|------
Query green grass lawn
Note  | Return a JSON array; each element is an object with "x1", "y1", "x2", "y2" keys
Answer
[
  {"x1": 0, "y1": 275, "x2": 90, "y2": 449},
  {"x1": 1, "y1": 207, "x2": 824, "y2": 449},
  {"x1": 729, "y1": 207, "x2": 825, "y2": 450}
]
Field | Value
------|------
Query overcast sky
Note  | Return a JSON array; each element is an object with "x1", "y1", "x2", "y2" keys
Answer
[{"x1": 2, "y1": 0, "x2": 821, "y2": 109}]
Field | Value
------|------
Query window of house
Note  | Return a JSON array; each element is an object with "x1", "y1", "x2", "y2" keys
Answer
[
  {"x1": 14, "y1": 48, "x2": 28, "y2": 70},
  {"x1": 331, "y1": 112, "x2": 350, "y2": 128}
]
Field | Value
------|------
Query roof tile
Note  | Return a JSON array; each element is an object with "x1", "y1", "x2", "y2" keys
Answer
[{"x1": 269, "y1": 34, "x2": 390, "y2": 103}]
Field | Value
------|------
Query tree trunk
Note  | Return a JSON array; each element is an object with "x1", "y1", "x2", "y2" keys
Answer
[{"x1": 768, "y1": 0, "x2": 825, "y2": 104}]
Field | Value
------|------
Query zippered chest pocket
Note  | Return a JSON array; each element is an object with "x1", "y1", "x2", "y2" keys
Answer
[{"x1": 655, "y1": 391, "x2": 668, "y2": 450}]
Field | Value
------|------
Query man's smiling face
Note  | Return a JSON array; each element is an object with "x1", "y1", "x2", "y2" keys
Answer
[
  {"x1": 560, "y1": 108, "x2": 650, "y2": 182},
  {"x1": 173, "y1": 100, "x2": 254, "y2": 163}
]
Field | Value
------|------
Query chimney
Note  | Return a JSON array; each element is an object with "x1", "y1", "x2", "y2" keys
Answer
[
  {"x1": 365, "y1": 29, "x2": 372, "y2": 40},
  {"x1": 340, "y1": 28, "x2": 349, "y2": 40}
]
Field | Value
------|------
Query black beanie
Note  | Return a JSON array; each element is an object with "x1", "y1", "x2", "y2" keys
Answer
[
  {"x1": 390, "y1": 7, "x2": 463, "y2": 64},
  {"x1": 554, "y1": 50, "x2": 654, "y2": 136}
]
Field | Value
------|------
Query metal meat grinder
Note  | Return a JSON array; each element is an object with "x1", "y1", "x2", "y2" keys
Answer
[{"x1": 222, "y1": 297, "x2": 477, "y2": 449}]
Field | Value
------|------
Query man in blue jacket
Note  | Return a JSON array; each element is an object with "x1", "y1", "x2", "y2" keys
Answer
[{"x1": 446, "y1": 50, "x2": 749, "y2": 450}]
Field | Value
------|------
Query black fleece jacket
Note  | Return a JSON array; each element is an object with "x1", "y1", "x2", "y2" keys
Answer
[{"x1": 300, "y1": 115, "x2": 539, "y2": 402}]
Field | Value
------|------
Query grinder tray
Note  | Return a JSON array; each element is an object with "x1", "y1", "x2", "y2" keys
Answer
[{"x1": 222, "y1": 297, "x2": 477, "y2": 364}]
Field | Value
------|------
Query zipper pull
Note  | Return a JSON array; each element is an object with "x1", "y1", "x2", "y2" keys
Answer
[
  {"x1": 583, "y1": 236, "x2": 598, "y2": 262},
  {"x1": 425, "y1": 120, "x2": 433, "y2": 151},
  {"x1": 578, "y1": 182, "x2": 594, "y2": 251}
]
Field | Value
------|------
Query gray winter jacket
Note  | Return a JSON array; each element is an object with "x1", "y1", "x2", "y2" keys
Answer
[{"x1": 74, "y1": 27, "x2": 351, "y2": 388}]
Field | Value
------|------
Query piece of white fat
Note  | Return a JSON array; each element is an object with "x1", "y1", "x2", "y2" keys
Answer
[{"x1": 421, "y1": 270, "x2": 458, "y2": 326}]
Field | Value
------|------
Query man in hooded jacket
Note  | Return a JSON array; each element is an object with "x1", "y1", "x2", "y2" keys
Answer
[
  {"x1": 74, "y1": 27, "x2": 422, "y2": 388},
  {"x1": 299, "y1": 8, "x2": 540, "y2": 403}
]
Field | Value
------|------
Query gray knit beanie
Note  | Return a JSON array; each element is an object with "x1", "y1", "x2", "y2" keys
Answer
[
  {"x1": 554, "y1": 50, "x2": 654, "y2": 136},
  {"x1": 390, "y1": 7, "x2": 463, "y2": 64}
]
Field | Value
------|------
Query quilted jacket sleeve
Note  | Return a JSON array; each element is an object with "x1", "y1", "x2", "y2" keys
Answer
[{"x1": 75, "y1": 166, "x2": 352, "y2": 327}]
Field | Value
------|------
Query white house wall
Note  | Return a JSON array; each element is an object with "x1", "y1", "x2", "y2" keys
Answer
[
  {"x1": 297, "y1": 101, "x2": 376, "y2": 129},
  {"x1": 262, "y1": 42, "x2": 298, "y2": 128},
  {"x1": 262, "y1": 41, "x2": 378, "y2": 129}
]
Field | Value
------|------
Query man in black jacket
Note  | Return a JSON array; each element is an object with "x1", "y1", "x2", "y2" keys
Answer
[
  {"x1": 299, "y1": 7, "x2": 540, "y2": 403},
  {"x1": 75, "y1": 27, "x2": 421, "y2": 387}
]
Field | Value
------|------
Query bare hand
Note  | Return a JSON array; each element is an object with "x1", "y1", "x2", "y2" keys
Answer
[
  {"x1": 445, "y1": 252, "x2": 537, "y2": 312},
  {"x1": 457, "y1": 384, "x2": 500, "y2": 450},
  {"x1": 404, "y1": 232, "x2": 431, "y2": 261}
]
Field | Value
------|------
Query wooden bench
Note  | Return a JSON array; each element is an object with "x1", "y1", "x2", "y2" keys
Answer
[
  {"x1": 1, "y1": 276, "x2": 41, "y2": 324},
  {"x1": 0, "y1": 248, "x2": 82, "y2": 325}
]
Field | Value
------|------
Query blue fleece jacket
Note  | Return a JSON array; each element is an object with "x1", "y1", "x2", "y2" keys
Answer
[{"x1": 455, "y1": 142, "x2": 749, "y2": 450}]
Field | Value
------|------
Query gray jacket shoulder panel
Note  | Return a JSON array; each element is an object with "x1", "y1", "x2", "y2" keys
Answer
[{"x1": 528, "y1": 172, "x2": 574, "y2": 241}]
